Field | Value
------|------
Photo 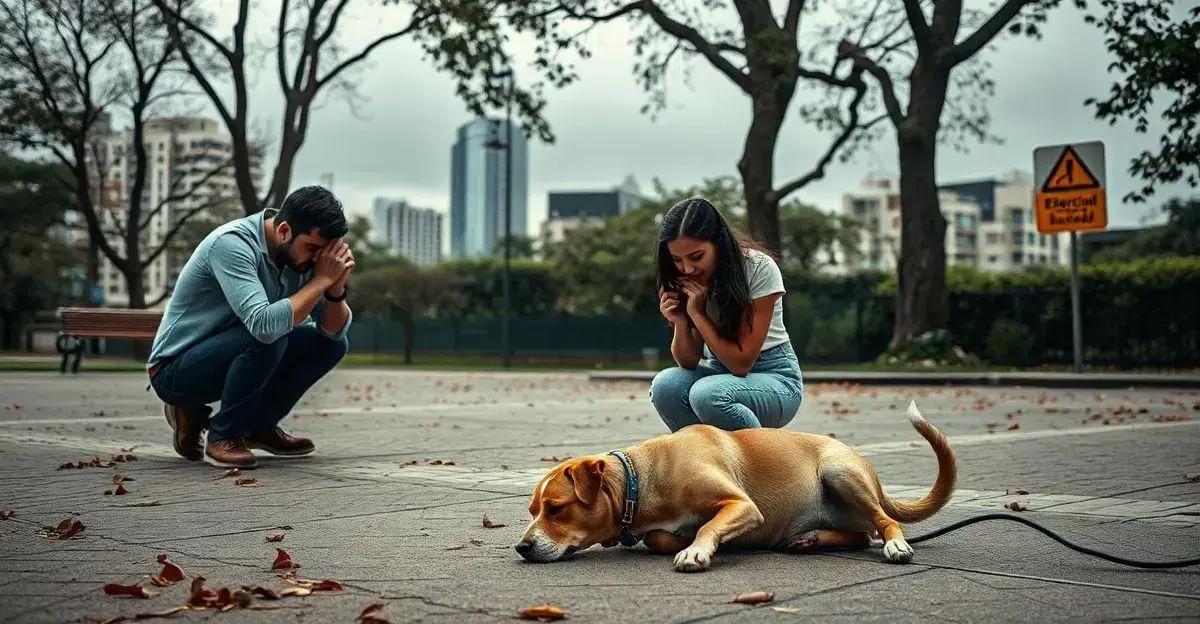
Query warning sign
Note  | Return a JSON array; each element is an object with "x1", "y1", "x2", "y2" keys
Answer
[{"x1": 1033, "y1": 141, "x2": 1107, "y2": 233}]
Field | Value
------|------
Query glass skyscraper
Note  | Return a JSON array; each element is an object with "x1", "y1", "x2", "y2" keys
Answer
[{"x1": 450, "y1": 117, "x2": 528, "y2": 258}]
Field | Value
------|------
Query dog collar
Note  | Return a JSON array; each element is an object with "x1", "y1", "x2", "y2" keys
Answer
[{"x1": 607, "y1": 450, "x2": 642, "y2": 547}]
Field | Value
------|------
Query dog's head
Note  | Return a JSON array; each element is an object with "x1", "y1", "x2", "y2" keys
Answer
[{"x1": 515, "y1": 456, "x2": 619, "y2": 562}]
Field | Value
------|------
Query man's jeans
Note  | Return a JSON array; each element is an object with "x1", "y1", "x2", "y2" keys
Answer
[{"x1": 150, "y1": 324, "x2": 348, "y2": 441}]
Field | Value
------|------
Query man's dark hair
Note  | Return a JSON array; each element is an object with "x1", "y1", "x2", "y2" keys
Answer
[{"x1": 276, "y1": 186, "x2": 348, "y2": 238}]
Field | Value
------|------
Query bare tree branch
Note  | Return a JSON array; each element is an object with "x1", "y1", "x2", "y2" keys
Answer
[
  {"x1": 946, "y1": 0, "x2": 1033, "y2": 66},
  {"x1": 902, "y1": 0, "x2": 932, "y2": 49},
  {"x1": 837, "y1": 40, "x2": 905, "y2": 125}
]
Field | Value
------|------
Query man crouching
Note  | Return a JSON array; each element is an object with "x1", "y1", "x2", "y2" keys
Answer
[{"x1": 147, "y1": 186, "x2": 354, "y2": 468}]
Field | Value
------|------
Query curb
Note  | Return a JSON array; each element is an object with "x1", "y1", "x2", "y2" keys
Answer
[{"x1": 588, "y1": 370, "x2": 1200, "y2": 389}]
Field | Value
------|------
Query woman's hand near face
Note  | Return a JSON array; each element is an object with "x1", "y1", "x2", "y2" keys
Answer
[
  {"x1": 659, "y1": 288, "x2": 688, "y2": 325},
  {"x1": 679, "y1": 278, "x2": 709, "y2": 319}
]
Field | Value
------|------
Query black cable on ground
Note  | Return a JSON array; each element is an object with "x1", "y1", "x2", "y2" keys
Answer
[{"x1": 906, "y1": 513, "x2": 1200, "y2": 569}]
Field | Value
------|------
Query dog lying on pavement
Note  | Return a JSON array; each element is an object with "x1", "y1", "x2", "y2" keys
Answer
[{"x1": 516, "y1": 401, "x2": 956, "y2": 571}]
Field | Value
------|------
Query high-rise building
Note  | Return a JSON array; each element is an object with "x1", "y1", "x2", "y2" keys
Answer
[
  {"x1": 371, "y1": 198, "x2": 444, "y2": 266},
  {"x1": 449, "y1": 117, "x2": 528, "y2": 258},
  {"x1": 90, "y1": 116, "x2": 259, "y2": 307},
  {"x1": 541, "y1": 176, "x2": 646, "y2": 244},
  {"x1": 839, "y1": 172, "x2": 1069, "y2": 273}
]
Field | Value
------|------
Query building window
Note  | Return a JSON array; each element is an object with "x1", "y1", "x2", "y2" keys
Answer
[
  {"x1": 986, "y1": 232, "x2": 1000, "y2": 244},
  {"x1": 1012, "y1": 232, "x2": 1022, "y2": 245},
  {"x1": 851, "y1": 199, "x2": 875, "y2": 216},
  {"x1": 988, "y1": 255, "x2": 998, "y2": 264},
  {"x1": 1011, "y1": 252, "x2": 1023, "y2": 265},
  {"x1": 1027, "y1": 232, "x2": 1035, "y2": 245}
]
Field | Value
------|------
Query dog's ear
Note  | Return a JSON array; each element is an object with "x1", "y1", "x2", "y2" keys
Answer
[{"x1": 566, "y1": 458, "x2": 605, "y2": 506}]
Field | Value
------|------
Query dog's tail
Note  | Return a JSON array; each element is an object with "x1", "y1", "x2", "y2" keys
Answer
[{"x1": 877, "y1": 401, "x2": 958, "y2": 523}]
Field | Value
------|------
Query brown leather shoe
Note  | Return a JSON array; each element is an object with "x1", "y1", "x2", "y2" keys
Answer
[
  {"x1": 244, "y1": 427, "x2": 315, "y2": 457},
  {"x1": 204, "y1": 437, "x2": 258, "y2": 468},
  {"x1": 163, "y1": 404, "x2": 211, "y2": 460}
]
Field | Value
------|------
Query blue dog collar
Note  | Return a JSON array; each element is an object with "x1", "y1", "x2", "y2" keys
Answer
[{"x1": 607, "y1": 449, "x2": 641, "y2": 547}]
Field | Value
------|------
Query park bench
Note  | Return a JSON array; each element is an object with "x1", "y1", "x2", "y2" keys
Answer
[{"x1": 57, "y1": 307, "x2": 162, "y2": 373}]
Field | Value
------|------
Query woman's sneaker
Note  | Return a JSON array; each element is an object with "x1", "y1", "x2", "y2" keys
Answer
[{"x1": 244, "y1": 427, "x2": 316, "y2": 457}]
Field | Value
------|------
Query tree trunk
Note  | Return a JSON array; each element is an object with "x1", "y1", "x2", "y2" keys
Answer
[
  {"x1": 401, "y1": 312, "x2": 414, "y2": 365},
  {"x1": 231, "y1": 122, "x2": 261, "y2": 215},
  {"x1": 891, "y1": 130, "x2": 948, "y2": 349},
  {"x1": 737, "y1": 93, "x2": 786, "y2": 253}
]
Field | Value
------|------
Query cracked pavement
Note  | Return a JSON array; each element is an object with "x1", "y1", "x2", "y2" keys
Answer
[{"x1": 0, "y1": 370, "x2": 1198, "y2": 623}]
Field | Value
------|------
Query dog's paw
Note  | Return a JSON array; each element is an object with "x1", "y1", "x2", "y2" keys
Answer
[
  {"x1": 673, "y1": 546, "x2": 711, "y2": 572},
  {"x1": 882, "y1": 538, "x2": 914, "y2": 564}
]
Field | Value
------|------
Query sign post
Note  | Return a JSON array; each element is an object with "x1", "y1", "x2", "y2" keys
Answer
[{"x1": 1033, "y1": 141, "x2": 1108, "y2": 373}]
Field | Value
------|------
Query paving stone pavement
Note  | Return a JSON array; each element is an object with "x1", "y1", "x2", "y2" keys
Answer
[{"x1": 0, "y1": 370, "x2": 1198, "y2": 623}]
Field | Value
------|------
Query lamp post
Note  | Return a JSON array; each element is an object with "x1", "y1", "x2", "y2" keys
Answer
[{"x1": 484, "y1": 69, "x2": 515, "y2": 368}]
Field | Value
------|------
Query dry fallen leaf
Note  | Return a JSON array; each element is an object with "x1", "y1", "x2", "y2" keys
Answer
[
  {"x1": 1185, "y1": 473, "x2": 1200, "y2": 482},
  {"x1": 540, "y1": 455, "x2": 574, "y2": 463},
  {"x1": 39, "y1": 517, "x2": 85, "y2": 540},
  {"x1": 1006, "y1": 423, "x2": 1020, "y2": 431},
  {"x1": 482, "y1": 516, "x2": 506, "y2": 529},
  {"x1": 218, "y1": 468, "x2": 240, "y2": 479},
  {"x1": 1007, "y1": 489, "x2": 1030, "y2": 495},
  {"x1": 235, "y1": 477, "x2": 260, "y2": 488},
  {"x1": 102, "y1": 583, "x2": 155, "y2": 599},
  {"x1": 155, "y1": 554, "x2": 185, "y2": 582},
  {"x1": 146, "y1": 576, "x2": 173, "y2": 588},
  {"x1": 772, "y1": 607, "x2": 801, "y2": 614},
  {"x1": 280, "y1": 587, "x2": 312, "y2": 597},
  {"x1": 0, "y1": 510, "x2": 12, "y2": 520},
  {"x1": 271, "y1": 548, "x2": 295, "y2": 570},
  {"x1": 245, "y1": 586, "x2": 280, "y2": 600},
  {"x1": 266, "y1": 532, "x2": 285, "y2": 542},
  {"x1": 1004, "y1": 501, "x2": 1029, "y2": 512},
  {"x1": 356, "y1": 603, "x2": 392, "y2": 624},
  {"x1": 280, "y1": 577, "x2": 342, "y2": 592},
  {"x1": 517, "y1": 603, "x2": 567, "y2": 621},
  {"x1": 731, "y1": 591, "x2": 775, "y2": 605}
]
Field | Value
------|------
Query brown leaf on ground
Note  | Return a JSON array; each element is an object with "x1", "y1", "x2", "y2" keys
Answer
[
  {"x1": 234, "y1": 477, "x2": 260, "y2": 487},
  {"x1": 0, "y1": 510, "x2": 13, "y2": 520},
  {"x1": 1004, "y1": 501, "x2": 1029, "y2": 512},
  {"x1": 540, "y1": 455, "x2": 574, "y2": 462},
  {"x1": 517, "y1": 603, "x2": 567, "y2": 621},
  {"x1": 271, "y1": 548, "x2": 295, "y2": 570},
  {"x1": 280, "y1": 587, "x2": 312, "y2": 597},
  {"x1": 113, "y1": 474, "x2": 131, "y2": 485},
  {"x1": 155, "y1": 554, "x2": 185, "y2": 582},
  {"x1": 39, "y1": 517, "x2": 85, "y2": 539},
  {"x1": 245, "y1": 586, "x2": 280, "y2": 600},
  {"x1": 146, "y1": 576, "x2": 172, "y2": 588},
  {"x1": 482, "y1": 516, "x2": 506, "y2": 529},
  {"x1": 731, "y1": 591, "x2": 774, "y2": 605},
  {"x1": 111, "y1": 483, "x2": 129, "y2": 495},
  {"x1": 265, "y1": 532, "x2": 285, "y2": 542},
  {"x1": 217, "y1": 468, "x2": 240, "y2": 479},
  {"x1": 356, "y1": 603, "x2": 392, "y2": 624},
  {"x1": 1006, "y1": 423, "x2": 1020, "y2": 431},
  {"x1": 1153, "y1": 413, "x2": 1189, "y2": 422},
  {"x1": 112, "y1": 454, "x2": 138, "y2": 463},
  {"x1": 1006, "y1": 489, "x2": 1030, "y2": 495},
  {"x1": 280, "y1": 577, "x2": 342, "y2": 592},
  {"x1": 1185, "y1": 473, "x2": 1200, "y2": 482},
  {"x1": 102, "y1": 583, "x2": 155, "y2": 599}
]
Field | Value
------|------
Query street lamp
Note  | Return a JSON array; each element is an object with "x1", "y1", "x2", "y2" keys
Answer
[{"x1": 484, "y1": 69, "x2": 515, "y2": 368}]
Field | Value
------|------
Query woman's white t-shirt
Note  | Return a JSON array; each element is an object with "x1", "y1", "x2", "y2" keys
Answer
[{"x1": 702, "y1": 249, "x2": 790, "y2": 357}]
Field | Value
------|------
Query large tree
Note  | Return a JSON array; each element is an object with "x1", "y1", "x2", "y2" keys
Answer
[
  {"x1": 153, "y1": 0, "x2": 571, "y2": 215},
  {"x1": 835, "y1": 0, "x2": 1071, "y2": 350},
  {"x1": 0, "y1": 0, "x2": 233, "y2": 309},
  {"x1": 517, "y1": 0, "x2": 889, "y2": 253},
  {"x1": 1085, "y1": 0, "x2": 1199, "y2": 202}
]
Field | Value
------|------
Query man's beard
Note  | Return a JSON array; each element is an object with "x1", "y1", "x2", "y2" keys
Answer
[{"x1": 278, "y1": 238, "x2": 312, "y2": 273}]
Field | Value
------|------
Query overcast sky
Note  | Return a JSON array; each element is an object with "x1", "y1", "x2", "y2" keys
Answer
[{"x1": 214, "y1": 1, "x2": 1197, "y2": 236}]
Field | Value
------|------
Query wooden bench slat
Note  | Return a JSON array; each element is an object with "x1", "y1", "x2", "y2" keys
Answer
[{"x1": 59, "y1": 307, "x2": 164, "y2": 340}]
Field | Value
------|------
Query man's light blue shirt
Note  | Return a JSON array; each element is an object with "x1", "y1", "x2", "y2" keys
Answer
[{"x1": 148, "y1": 210, "x2": 351, "y2": 367}]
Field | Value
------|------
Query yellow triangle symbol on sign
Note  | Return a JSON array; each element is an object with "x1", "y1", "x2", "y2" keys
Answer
[{"x1": 1042, "y1": 145, "x2": 1100, "y2": 192}]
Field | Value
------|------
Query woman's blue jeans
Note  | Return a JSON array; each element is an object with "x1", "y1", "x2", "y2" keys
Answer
[{"x1": 650, "y1": 343, "x2": 804, "y2": 432}]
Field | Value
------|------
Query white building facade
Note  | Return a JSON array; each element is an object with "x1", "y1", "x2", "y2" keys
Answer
[
  {"x1": 841, "y1": 173, "x2": 1070, "y2": 273},
  {"x1": 371, "y1": 198, "x2": 444, "y2": 266}
]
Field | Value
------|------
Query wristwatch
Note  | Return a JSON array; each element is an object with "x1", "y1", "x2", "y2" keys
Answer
[{"x1": 324, "y1": 285, "x2": 349, "y2": 302}]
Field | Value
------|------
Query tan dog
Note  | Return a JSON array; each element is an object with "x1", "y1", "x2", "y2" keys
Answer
[{"x1": 516, "y1": 401, "x2": 956, "y2": 571}]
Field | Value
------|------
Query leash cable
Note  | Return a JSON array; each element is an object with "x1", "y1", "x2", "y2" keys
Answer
[{"x1": 906, "y1": 513, "x2": 1200, "y2": 569}]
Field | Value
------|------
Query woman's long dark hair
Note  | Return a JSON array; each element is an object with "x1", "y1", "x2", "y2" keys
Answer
[{"x1": 656, "y1": 197, "x2": 770, "y2": 344}]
